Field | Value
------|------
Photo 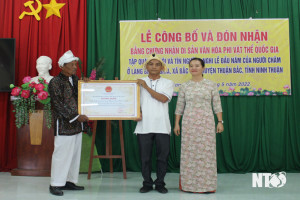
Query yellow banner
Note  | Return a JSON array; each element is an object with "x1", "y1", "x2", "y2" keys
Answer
[{"x1": 120, "y1": 19, "x2": 291, "y2": 96}]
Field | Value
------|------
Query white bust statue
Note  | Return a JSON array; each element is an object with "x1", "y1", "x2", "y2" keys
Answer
[{"x1": 31, "y1": 56, "x2": 53, "y2": 83}]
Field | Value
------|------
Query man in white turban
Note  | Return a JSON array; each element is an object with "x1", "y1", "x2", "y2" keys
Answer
[{"x1": 48, "y1": 50, "x2": 89, "y2": 196}]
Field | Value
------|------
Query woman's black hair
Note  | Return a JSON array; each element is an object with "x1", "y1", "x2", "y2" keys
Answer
[
  {"x1": 189, "y1": 57, "x2": 205, "y2": 77},
  {"x1": 188, "y1": 57, "x2": 205, "y2": 67}
]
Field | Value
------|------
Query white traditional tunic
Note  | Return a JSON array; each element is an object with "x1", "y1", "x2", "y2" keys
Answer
[{"x1": 134, "y1": 76, "x2": 174, "y2": 134}]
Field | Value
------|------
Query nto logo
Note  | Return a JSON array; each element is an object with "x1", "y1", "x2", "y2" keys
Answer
[{"x1": 252, "y1": 171, "x2": 286, "y2": 188}]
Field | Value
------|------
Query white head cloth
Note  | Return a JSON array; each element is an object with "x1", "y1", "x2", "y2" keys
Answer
[{"x1": 58, "y1": 50, "x2": 79, "y2": 67}]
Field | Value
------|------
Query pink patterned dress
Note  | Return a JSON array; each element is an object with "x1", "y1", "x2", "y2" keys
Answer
[{"x1": 175, "y1": 79, "x2": 222, "y2": 193}]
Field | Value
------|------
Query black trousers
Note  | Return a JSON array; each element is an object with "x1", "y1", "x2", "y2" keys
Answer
[{"x1": 137, "y1": 133, "x2": 170, "y2": 187}]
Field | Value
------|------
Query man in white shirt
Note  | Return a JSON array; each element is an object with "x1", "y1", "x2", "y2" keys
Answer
[{"x1": 135, "y1": 54, "x2": 174, "y2": 194}]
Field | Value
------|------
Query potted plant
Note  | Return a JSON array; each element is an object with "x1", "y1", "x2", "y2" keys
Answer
[{"x1": 10, "y1": 76, "x2": 52, "y2": 128}]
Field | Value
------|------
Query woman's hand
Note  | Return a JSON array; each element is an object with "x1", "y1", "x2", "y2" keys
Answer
[
  {"x1": 174, "y1": 124, "x2": 181, "y2": 136},
  {"x1": 216, "y1": 122, "x2": 224, "y2": 133}
]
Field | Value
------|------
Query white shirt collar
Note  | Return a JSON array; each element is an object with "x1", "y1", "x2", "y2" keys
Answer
[{"x1": 69, "y1": 76, "x2": 73, "y2": 86}]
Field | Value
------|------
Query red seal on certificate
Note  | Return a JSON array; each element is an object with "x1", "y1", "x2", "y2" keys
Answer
[{"x1": 105, "y1": 86, "x2": 112, "y2": 92}]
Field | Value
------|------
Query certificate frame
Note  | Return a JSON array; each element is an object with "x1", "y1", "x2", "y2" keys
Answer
[{"x1": 78, "y1": 80, "x2": 140, "y2": 120}]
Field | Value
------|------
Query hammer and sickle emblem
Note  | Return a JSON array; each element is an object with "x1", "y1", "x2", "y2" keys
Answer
[{"x1": 19, "y1": 0, "x2": 42, "y2": 21}]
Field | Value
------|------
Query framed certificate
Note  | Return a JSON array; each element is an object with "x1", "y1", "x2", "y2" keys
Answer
[{"x1": 78, "y1": 80, "x2": 140, "y2": 120}]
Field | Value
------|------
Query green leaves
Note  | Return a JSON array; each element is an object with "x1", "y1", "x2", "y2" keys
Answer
[
  {"x1": 39, "y1": 97, "x2": 51, "y2": 105},
  {"x1": 21, "y1": 82, "x2": 30, "y2": 89}
]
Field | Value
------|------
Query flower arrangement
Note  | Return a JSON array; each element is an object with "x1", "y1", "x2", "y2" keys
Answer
[
  {"x1": 88, "y1": 58, "x2": 105, "y2": 80},
  {"x1": 10, "y1": 76, "x2": 52, "y2": 128},
  {"x1": 86, "y1": 58, "x2": 105, "y2": 135},
  {"x1": 219, "y1": 85, "x2": 291, "y2": 96}
]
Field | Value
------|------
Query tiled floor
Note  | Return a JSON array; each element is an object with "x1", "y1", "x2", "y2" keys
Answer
[{"x1": 0, "y1": 172, "x2": 299, "y2": 200}]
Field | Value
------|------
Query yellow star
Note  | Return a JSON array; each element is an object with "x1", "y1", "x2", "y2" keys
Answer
[{"x1": 43, "y1": 0, "x2": 65, "y2": 19}]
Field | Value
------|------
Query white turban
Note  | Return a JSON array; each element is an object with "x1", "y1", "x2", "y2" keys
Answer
[{"x1": 58, "y1": 50, "x2": 79, "y2": 67}]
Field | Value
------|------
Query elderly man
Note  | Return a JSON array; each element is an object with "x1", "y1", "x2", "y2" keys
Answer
[
  {"x1": 48, "y1": 50, "x2": 89, "y2": 196},
  {"x1": 135, "y1": 54, "x2": 174, "y2": 194}
]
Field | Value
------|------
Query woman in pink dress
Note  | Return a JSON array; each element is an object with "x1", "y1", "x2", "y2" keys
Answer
[{"x1": 174, "y1": 57, "x2": 224, "y2": 193}]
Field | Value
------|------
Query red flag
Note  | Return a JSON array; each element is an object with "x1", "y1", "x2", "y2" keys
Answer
[{"x1": 0, "y1": 0, "x2": 87, "y2": 171}]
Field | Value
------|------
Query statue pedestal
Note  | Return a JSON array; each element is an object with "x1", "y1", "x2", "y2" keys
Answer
[{"x1": 11, "y1": 102, "x2": 54, "y2": 176}]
